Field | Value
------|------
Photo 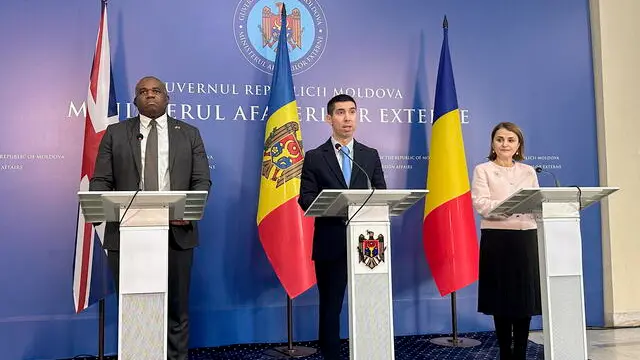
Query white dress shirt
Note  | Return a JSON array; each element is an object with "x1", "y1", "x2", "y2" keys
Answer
[
  {"x1": 139, "y1": 113, "x2": 170, "y2": 191},
  {"x1": 330, "y1": 137, "x2": 354, "y2": 172}
]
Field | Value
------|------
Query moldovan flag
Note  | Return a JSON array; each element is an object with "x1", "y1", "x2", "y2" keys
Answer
[
  {"x1": 256, "y1": 4, "x2": 316, "y2": 298},
  {"x1": 423, "y1": 17, "x2": 479, "y2": 296},
  {"x1": 72, "y1": 1, "x2": 117, "y2": 313}
]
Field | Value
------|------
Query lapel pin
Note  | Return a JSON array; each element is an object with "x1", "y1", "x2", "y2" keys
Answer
[{"x1": 175, "y1": 125, "x2": 181, "y2": 129}]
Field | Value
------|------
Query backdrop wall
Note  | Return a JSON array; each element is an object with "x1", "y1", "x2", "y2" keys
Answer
[{"x1": 0, "y1": 0, "x2": 601, "y2": 359}]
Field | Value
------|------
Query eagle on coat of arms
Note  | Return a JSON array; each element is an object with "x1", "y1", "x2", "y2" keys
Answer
[
  {"x1": 261, "y1": 121, "x2": 305, "y2": 187},
  {"x1": 260, "y1": 2, "x2": 303, "y2": 50},
  {"x1": 358, "y1": 230, "x2": 386, "y2": 270}
]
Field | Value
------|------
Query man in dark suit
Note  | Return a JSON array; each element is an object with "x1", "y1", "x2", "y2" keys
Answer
[
  {"x1": 90, "y1": 76, "x2": 211, "y2": 360},
  {"x1": 298, "y1": 94, "x2": 386, "y2": 360}
]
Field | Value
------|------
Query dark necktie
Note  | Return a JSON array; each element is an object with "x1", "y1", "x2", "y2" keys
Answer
[{"x1": 144, "y1": 119, "x2": 158, "y2": 191}]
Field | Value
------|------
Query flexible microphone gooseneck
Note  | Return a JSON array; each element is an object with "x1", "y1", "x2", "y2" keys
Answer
[
  {"x1": 535, "y1": 166, "x2": 560, "y2": 187},
  {"x1": 119, "y1": 133, "x2": 145, "y2": 223},
  {"x1": 535, "y1": 166, "x2": 583, "y2": 209},
  {"x1": 335, "y1": 143, "x2": 375, "y2": 226}
]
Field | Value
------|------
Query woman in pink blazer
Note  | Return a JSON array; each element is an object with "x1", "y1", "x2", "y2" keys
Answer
[{"x1": 471, "y1": 122, "x2": 541, "y2": 360}]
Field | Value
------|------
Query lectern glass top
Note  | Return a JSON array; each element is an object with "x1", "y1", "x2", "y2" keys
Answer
[
  {"x1": 78, "y1": 191, "x2": 209, "y2": 222},
  {"x1": 304, "y1": 189, "x2": 428, "y2": 217},
  {"x1": 488, "y1": 186, "x2": 619, "y2": 216}
]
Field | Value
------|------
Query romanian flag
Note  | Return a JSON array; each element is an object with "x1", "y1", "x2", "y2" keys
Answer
[
  {"x1": 423, "y1": 17, "x2": 479, "y2": 296},
  {"x1": 257, "y1": 4, "x2": 316, "y2": 299}
]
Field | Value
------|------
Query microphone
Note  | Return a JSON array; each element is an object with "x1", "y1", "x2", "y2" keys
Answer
[
  {"x1": 136, "y1": 133, "x2": 144, "y2": 141},
  {"x1": 335, "y1": 143, "x2": 373, "y2": 190},
  {"x1": 535, "y1": 166, "x2": 561, "y2": 187}
]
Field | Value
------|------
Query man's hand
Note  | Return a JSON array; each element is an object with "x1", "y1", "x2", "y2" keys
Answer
[{"x1": 169, "y1": 220, "x2": 190, "y2": 226}]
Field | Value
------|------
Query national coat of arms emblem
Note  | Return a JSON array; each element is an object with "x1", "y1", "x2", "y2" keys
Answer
[
  {"x1": 260, "y1": 3, "x2": 303, "y2": 50},
  {"x1": 233, "y1": 0, "x2": 328, "y2": 75},
  {"x1": 261, "y1": 121, "x2": 304, "y2": 187},
  {"x1": 358, "y1": 230, "x2": 386, "y2": 270}
]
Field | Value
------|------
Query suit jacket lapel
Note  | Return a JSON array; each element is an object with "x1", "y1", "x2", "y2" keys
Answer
[
  {"x1": 167, "y1": 117, "x2": 179, "y2": 175},
  {"x1": 321, "y1": 139, "x2": 347, "y2": 188},
  {"x1": 127, "y1": 116, "x2": 142, "y2": 183},
  {"x1": 349, "y1": 140, "x2": 364, "y2": 188}
]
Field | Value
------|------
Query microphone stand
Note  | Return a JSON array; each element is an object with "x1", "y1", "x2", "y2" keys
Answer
[{"x1": 335, "y1": 144, "x2": 375, "y2": 226}]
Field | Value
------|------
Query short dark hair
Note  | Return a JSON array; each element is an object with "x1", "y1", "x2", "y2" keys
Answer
[
  {"x1": 487, "y1": 122, "x2": 525, "y2": 161},
  {"x1": 327, "y1": 94, "x2": 356, "y2": 115},
  {"x1": 135, "y1": 76, "x2": 167, "y2": 95}
]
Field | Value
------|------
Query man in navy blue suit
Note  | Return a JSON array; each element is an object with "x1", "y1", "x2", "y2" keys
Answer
[{"x1": 298, "y1": 94, "x2": 387, "y2": 360}]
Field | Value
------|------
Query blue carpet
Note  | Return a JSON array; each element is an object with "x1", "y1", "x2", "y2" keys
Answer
[{"x1": 66, "y1": 332, "x2": 543, "y2": 359}]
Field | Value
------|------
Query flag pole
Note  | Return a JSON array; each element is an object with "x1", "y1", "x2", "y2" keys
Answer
[
  {"x1": 429, "y1": 291, "x2": 481, "y2": 347},
  {"x1": 258, "y1": 2, "x2": 317, "y2": 357},
  {"x1": 426, "y1": 15, "x2": 482, "y2": 349},
  {"x1": 98, "y1": 299, "x2": 105, "y2": 360},
  {"x1": 98, "y1": 2, "x2": 108, "y2": 359},
  {"x1": 263, "y1": 295, "x2": 317, "y2": 358}
]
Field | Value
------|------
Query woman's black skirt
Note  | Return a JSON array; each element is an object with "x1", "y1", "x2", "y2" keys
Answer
[{"x1": 478, "y1": 228, "x2": 542, "y2": 317}]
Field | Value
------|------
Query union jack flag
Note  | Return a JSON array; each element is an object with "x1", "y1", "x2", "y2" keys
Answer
[{"x1": 73, "y1": 2, "x2": 118, "y2": 313}]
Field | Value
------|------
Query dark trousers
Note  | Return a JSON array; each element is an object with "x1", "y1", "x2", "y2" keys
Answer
[
  {"x1": 494, "y1": 315, "x2": 532, "y2": 360},
  {"x1": 107, "y1": 235, "x2": 194, "y2": 360},
  {"x1": 314, "y1": 256, "x2": 348, "y2": 360}
]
